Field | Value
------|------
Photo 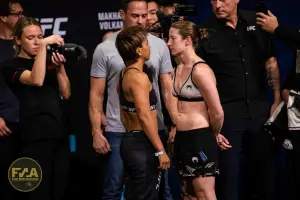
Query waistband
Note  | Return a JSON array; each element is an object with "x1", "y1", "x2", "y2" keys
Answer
[
  {"x1": 121, "y1": 105, "x2": 156, "y2": 112},
  {"x1": 123, "y1": 130, "x2": 149, "y2": 141},
  {"x1": 176, "y1": 127, "x2": 212, "y2": 135},
  {"x1": 126, "y1": 130, "x2": 144, "y2": 134}
]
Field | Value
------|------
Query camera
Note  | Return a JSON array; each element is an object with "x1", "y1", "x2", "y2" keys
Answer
[
  {"x1": 47, "y1": 43, "x2": 87, "y2": 62},
  {"x1": 150, "y1": 4, "x2": 197, "y2": 41}
]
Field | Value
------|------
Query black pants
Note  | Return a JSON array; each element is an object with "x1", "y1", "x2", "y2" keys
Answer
[
  {"x1": 21, "y1": 138, "x2": 70, "y2": 200},
  {"x1": 121, "y1": 131, "x2": 160, "y2": 200},
  {"x1": 216, "y1": 115, "x2": 277, "y2": 200},
  {"x1": 0, "y1": 121, "x2": 21, "y2": 200},
  {"x1": 286, "y1": 131, "x2": 300, "y2": 200}
]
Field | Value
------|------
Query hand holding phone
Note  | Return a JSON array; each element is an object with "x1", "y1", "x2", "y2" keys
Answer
[{"x1": 255, "y1": 3, "x2": 268, "y2": 15}]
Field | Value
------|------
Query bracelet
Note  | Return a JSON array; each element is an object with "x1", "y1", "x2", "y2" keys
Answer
[{"x1": 155, "y1": 150, "x2": 166, "y2": 157}]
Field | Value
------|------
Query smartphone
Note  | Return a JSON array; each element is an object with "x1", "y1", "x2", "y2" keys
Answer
[{"x1": 255, "y1": 3, "x2": 268, "y2": 14}]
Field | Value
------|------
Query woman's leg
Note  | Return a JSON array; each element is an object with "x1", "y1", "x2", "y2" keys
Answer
[
  {"x1": 192, "y1": 176, "x2": 216, "y2": 200},
  {"x1": 121, "y1": 132, "x2": 159, "y2": 200},
  {"x1": 180, "y1": 176, "x2": 216, "y2": 200},
  {"x1": 180, "y1": 179, "x2": 198, "y2": 200}
]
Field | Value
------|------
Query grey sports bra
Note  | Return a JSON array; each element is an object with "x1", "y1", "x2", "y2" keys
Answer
[{"x1": 172, "y1": 61, "x2": 206, "y2": 102}]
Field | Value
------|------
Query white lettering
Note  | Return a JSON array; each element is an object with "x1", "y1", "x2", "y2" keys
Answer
[
  {"x1": 98, "y1": 12, "x2": 121, "y2": 21},
  {"x1": 40, "y1": 18, "x2": 54, "y2": 23},
  {"x1": 98, "y1": 13, "x2": 104, "y2": 21},
  {"x1": 98, "y1": 12, "x2": 123, "y2": 31},
  {"x1": 53, "y1": 17, "x2": 68, "y2": 35},
  {"x1": 39, "y1": 18, "x2": 54, "y2": 34},
  {"x1": 36, "y1": 17, "x2": 68, "y2": 36},
  {"x1": 247, "y1": 26, "x2": 256, "y2": 31},
  {"x1": 99, "y1": 21, "x2": 123, "y2": 30}
]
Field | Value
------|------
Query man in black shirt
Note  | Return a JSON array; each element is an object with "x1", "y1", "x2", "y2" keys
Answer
[
  {"x1": 0, "y1": 1, "x2": 23, "y2": 199},
  {"x1": 197, "y1": 1, "x2": 281, "y2": 200}
]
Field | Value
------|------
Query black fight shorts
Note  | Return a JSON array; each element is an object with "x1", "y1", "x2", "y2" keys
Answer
[
  {"x1": 121, "y1": 131, "x2": 160, "y2": 200},
  {"x1": 174, "y1": 127, "x2": 219, "y2": 179}
]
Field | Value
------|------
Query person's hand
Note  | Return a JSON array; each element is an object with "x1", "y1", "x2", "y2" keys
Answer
[
  {"x1": 0, "y1": 117, "x2": 12, "y2": 137},
  {"x1": 282, "y1": 89, "x2": 290, "y2": 104},
  {"x1": 216, "y1": 134, "x2": 232, "y2": 150},
  {"x1": 93, "y1": 133, "x2": 111, "y2": 154},
  {"x1": 158, "y1": 153, "x2": 170, "y2": 170},
  {"x1": 256, "y1": 10, "x2": 279, "y2": 33},
  {"x1": 51, "y1": 52, "x2": 66, "y2": 69},
  {"x1": 43, "y1": 35, "x2": 64, "y2": 46},
  {"x1": 167, "y1": 126, "x2": 176, "y2": 143}
]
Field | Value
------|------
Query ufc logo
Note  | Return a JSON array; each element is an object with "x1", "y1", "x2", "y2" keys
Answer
[
  {"x1": 247, "y1": 26, "x2": 256, "y2": 31},
  {"x1": 36, "y1": 17, "x2": 68, "y2": 36}
]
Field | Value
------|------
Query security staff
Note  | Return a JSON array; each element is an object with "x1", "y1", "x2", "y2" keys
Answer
[
  {"x1": 257, "y1": 10, "x2": 300, "y2": 50},
  {"x1": 197, "y1": 0, "x2": 281, "y2": 200}
]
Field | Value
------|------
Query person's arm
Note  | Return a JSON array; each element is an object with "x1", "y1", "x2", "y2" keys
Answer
[
  {"x1": 257, "y1": 13, "x2": 282, "y2": 113},
  {"x1": 89, "y1": 45, "x2": 110, "y2": 154},
  {"x1": 273, "y1": 26, "x2": 300, "y2": 50},
  {"x1": 192, "y1": 64, "x2": 232, "y2": 150},
  {"x1": 192, "y1": 64, "x2": 224, "y2": 135},
  {"x1": 51, "y1": 53, "x2": 71, "y2": 99},
  {"x1": 159, "y1": 41, "x2": 177, "y2": 126},
  {"x1": 131, "y1": 73, "x2": 164, "y2": 152},
  {"x1": 266, "y1": 57, "x2": 281, "y2": 113},
  {"x1": 160, "y1": 73, "x2": 177, "y2": 125},
  {"x1": 257, "y1": 11, "x2": 300, "y2": 50},
  {"x1": 0, "y1": 118, "x2": 12, "y2": 137},
  {"x1": 132, "y1": 74, "x2": 170, "y2": 170},
  {"x1": 19, "y1": 35, "x2": 64, "y2": 86},
  {"x1": 89, "y1": 77, "x2": 106, "y2": 137},
  {"x1": 56, "y1": 65, "x2": 70, "y2": 99}
]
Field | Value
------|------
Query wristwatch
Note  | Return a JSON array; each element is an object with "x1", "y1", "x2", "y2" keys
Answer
[{"x1": 155, "y1": 150, "x2": 166, "y2": 157}]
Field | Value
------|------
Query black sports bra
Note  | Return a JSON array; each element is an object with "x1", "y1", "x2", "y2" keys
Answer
[{"x1": 119, "y1": 66, "x2": 158, "y2": 113}]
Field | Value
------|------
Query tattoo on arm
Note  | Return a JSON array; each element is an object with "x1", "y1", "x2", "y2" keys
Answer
[{"x1": 266, "y1": 65, "x2": 280, "y2": 90}]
